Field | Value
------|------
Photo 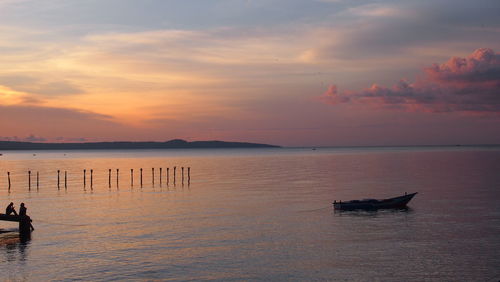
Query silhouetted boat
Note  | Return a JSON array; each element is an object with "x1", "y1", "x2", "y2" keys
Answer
[
  {"x1": 333, "y1": 192, "x2": 417, "y2": 210},
  {"x1": 0, "y1": 214, "x2": 21, "y2": 222}
]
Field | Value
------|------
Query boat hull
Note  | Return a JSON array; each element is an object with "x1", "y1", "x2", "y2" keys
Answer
[{"x1": 333, "y1": 192, "x2": 417, "y2": 210}]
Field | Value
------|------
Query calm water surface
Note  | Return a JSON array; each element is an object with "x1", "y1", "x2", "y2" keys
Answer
[{"x1": 0, "y1": 147, "x2": 499, "y2": 281}]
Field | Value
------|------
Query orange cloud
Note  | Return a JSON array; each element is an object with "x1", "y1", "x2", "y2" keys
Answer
[{"x1": 322, "y1": 48, "x2": 500, "y2": 113}]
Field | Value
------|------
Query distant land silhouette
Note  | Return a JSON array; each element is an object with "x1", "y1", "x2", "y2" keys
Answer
[{"x1": 0, "y1": 139, "x2": 280, "y2": 150}]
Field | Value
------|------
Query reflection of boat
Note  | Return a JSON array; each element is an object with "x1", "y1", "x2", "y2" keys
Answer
[{"x1": 333, "y1": 192, "x2": 417, "y2": 210}]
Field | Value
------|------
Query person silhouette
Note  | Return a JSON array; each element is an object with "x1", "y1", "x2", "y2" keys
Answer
[
  {"x1": 19, "y1": 203, "x2": 27, "y2": 216},
  {"x1": 18, "y1": 203, "x2": 34, "y2": 231},
  {"x1": 6, "y1": 202, "x2": 18, "y2": 215}
]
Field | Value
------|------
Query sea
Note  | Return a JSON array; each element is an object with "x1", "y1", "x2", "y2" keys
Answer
[{"x1": 0, "y1": 146, "x2": 499, "y2": 281}]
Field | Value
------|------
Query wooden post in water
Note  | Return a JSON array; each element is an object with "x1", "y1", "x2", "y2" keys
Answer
[
  {"x1": 116, "y1": 169, "x2": 119, "y2": 188},
  {"x1": 131, "y1": 169, "x2": 134, "y2": 187},
  {"x1": 173, "y1": 166, "x2": 176, "y2": 185},
  {"x1": 159, "y1": 168, "x2": 162, "y2": 186},
  {"x1": 84, "y1": 169, "x2": 86, "y2": 189},
  {"x1": 166, "y1": 167, "x2": 170, "y2": 185},
  {"x1": 90, "y1": 169, "x2": 93, "y2": 190},
  {"x1": 181, "y1": 167, "x2": 184, "y2": 185},
  {"x1": 152, "y1": 167, "x2": 155, "y2": 186},
  {"x1": 65, "y1": 171, "x2": 67, "y2": 189},
  {"x1": 188, "y1": 167, "x2": 191, "y2": 184},
  {"x1": 36, "y1": 171, "x2": 39, "y2": 190},
  {"x1": 7, "y1": 172, "x2": 11, "y2": 191},
  {"x1": 28, "y1": 171, "x2": 31, "y2": 190},
  {"x1": 108, "y1": 169, "x2": 111, "y2": 188},
  {"x1": 57, "y1": 170, "x2": 60, "y2": 190},
  {"x1": 140, "y1": 168, "x2": 143, "y2": 188}
]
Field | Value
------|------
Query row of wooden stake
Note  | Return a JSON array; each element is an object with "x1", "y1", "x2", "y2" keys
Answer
[{"x1": 5, "y1": 166, "x2": 190, "y2": 191}]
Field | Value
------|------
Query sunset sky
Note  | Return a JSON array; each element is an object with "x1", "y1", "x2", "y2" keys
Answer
[{"x1": 1, "y1": 0, "x2": 499, "y2": 146}]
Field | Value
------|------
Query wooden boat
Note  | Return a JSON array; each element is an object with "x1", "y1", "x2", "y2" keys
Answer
[
  {"x1": 0, "y1": 214, "x2": 22, "y2": 222},
  {"x1": 333, "y1": 192, "x2": 417, "y2": 210},
  {"x1": 0, "y1": 214, "x2": 34, "y2": 236}
]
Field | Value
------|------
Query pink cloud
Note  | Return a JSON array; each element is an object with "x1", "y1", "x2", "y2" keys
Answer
[{"x1": 322, "y1": 48, "x2": 500, "y2": 113}]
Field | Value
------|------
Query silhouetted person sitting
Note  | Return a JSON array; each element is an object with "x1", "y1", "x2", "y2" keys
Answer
[
  {"x1": 6, "y1": 202, "x2": 18, "y2": 215},
  {"x1": 19, "y1": 202, "x2": 27, "y2": 216},
  {"x1": 19, "y1": 203, "x2": 34, "y2": 231}
]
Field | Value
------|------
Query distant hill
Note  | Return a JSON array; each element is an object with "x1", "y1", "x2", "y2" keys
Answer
[{"x1": 0, "y1": 139, "x2": 280, "y2": 150}]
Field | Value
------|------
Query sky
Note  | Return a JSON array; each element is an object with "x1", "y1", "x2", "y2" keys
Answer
[{"x1": 0, "y1": 0, "x2": 499, "y2": 146}]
